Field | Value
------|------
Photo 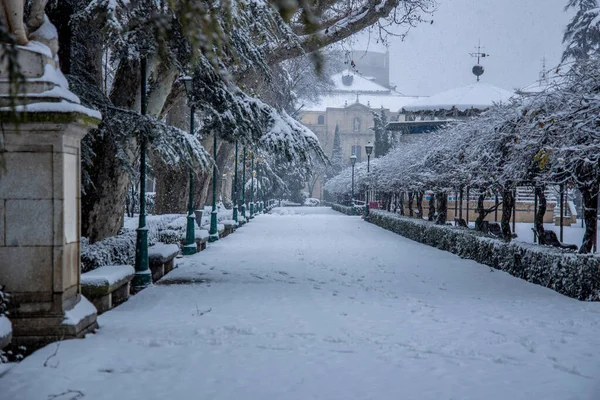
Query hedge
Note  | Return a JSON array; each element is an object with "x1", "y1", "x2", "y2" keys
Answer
[
  {"x1": 331, "y1": 203, "x2": 363, "y2": 216},
  {"x1": 368, "y1": 210, "x2": 600, "y2": 301}
]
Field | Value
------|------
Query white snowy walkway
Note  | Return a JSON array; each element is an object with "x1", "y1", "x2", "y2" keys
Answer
[{"x1": 1, "y1": 207, "x2": 599, "y2": 400}]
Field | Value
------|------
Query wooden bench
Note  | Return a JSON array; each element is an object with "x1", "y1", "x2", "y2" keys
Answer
[
  {"x1": 81, "y1": 265, "x2": 135, "y2": 314},
  {"x1": 532, "y1": 228, "x2": 578, "y2": 251},
  {"x1": 148, "y1": 243, "x2": 180, "y2": 282}
]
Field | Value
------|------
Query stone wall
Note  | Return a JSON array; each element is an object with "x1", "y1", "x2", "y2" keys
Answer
[{"x1": 368, "y1": 210, "x2": 600, "y2": 301}]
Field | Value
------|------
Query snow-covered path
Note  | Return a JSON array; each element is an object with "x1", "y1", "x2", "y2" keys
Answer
[{"x1": 2, "y1": 207, "x2": 599, "y2": 400}]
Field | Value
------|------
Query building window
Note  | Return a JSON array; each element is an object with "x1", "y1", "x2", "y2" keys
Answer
[
  {"x1": 317, "y1": 115, "x2": 325, "y2": 125},
  {"x1": 353, "y1": 117, "x2": 361, "y2": 132},
  {"x1": 351, "y1": 145, "x2": 362, "y2": 163}
]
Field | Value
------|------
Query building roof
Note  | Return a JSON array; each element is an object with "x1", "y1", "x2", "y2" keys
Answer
[
  {"x1": 301, "y1": 92, "x2": 423, "y2": 113},
  {"x1": 330, "y1": 70, "x2": 391, "y2": 93},
  {"x1": 402, "y1": 82, "x2": 514, "y2": 112}
]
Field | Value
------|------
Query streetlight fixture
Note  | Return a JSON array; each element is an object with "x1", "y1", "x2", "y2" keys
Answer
[
  {"x1": 133, "y1": 57, "x2": 151, "y2": 291},
  {"x1": 209, "y1": 131, "x2": 219, "y2": 242},
  {"x1": 181, "y1": 76, "x2": 197, "y2": 255},
  {"x1": 350, "y1": 153, "x2": 357, "y2": 206},
  {"x1": 364, "y1": 141, "x2": 374, "y2": 219}
]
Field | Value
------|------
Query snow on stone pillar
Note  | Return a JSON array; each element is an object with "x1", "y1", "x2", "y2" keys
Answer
[{"x1": 0, "y1": 16, "x2": 101, "y2": 348}]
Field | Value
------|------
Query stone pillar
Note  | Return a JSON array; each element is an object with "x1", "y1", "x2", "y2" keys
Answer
[{"x1": 0, "y1": 29, "x2": 101, "y2": 348}]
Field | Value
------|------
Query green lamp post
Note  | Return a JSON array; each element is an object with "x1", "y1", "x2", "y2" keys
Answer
[
  {"x1": 350, "y1": 152, "x2": 357, "y2": 207},
  {"x1": 182, "y1": 76, "x2": 197, "y2": 255},
  {"x1": 250, "y1": 151, "x2": 255, "y2": 219},
  {"x1": 209, "y1": 132, "x2": 219, "y2": 242},
  {"x1": 364, "y1": 141, "x2": 374, "y2": 220},
  {"x1": 256, "y1": 162, "x2": 261, "y2": 213},
  {"x1": 241, "y1": 146, "x2": 246, "y2": 221},
  {"x1": 233, "y1": 141, "x2": 239, "y2": 223},
  {"x1": 133, "y1": 58, "x2": 151, "y2": 291}
]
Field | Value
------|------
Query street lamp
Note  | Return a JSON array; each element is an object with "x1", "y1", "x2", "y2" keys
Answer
[
  {"x1": 250, "y1": 151, "x2": 255, "y2": 218},
  {"x1": 209, "y1": 131, "x2": 219, "y2": 242},
  {"x1": 233, "y1": 141, "x2": 239, "y2": 223},
  {"x1": 133, "y1": 57, "x2": 151, "y2": 291},
  {"x1": 181, "y1": 76, "x2": 197, "y2": 255},
  {"x1": 241, "y1": 147, "x2": 246, "y2": 221},
  {"x1": 364, "y1": 141, "x2": 374, "y2": 219},
  {"x1": 350, "y1": 153, "x2": 357, "y2": 206}
]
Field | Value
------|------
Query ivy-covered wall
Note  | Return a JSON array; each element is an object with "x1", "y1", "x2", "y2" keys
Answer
[{"x1": 368, "y1": 210, "x2": 600, "y2": 301}]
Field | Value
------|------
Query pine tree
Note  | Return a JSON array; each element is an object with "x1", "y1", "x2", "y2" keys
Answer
[
  {"x1": 563, "y1": 0, "x2": 600, "y2": 61},
  {"x1": 330, "y1": 124, "x2": 344, "y2": 176},
  {"x1": 373, "y1": 108, "x2": 390, "y2": 158}
]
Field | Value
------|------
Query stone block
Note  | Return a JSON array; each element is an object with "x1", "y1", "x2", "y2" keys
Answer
[
  {"x1": 0, "y1": 48, "x2": 46, "y2": 79},
  {"x1": 5, "y1": 199, "x2": 53, "y2": 246},
  {"x1": 149, "y1": 263, "x2": 165, "y2": 283},
  {"x1": 53, "y1": 242, "x2": 80, "y2": 293},
  {"x1": 0, "y1": 246, "x2": 53, "y2": 293},
  {"x1": 0, "y1": 153, "x2": 53, "y2": 199},
  {"x1": 111, "y1": 283, "x2": 130, "y2": 307},
  {"x1": 89, "y1": 293, "x2": 111, "y2": 314}
]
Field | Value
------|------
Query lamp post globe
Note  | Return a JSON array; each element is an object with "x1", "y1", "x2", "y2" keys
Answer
[
  {"x1": 181, "y1": 76, "x2": 197, "y2": 255},
  {"x1": 364, "y1": 141, "x2": 374, "y2": 219},
  {"x1": 350, "y1": 153, "x2": 357, "y2": 207}
]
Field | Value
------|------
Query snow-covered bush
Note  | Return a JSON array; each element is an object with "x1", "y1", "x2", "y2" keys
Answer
[
  {"x1": 81, "y1": 214, "x2": 180, "y2": 272},
  {"x1": 331, "y1": 203, "x2": 362, "y2": 216},
  {"x1": 369, "y1": 210, "x2": 600, "y2": 300}
]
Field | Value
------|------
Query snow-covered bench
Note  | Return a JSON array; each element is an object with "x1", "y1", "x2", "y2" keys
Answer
[
  {"x1": 148, "y1": 243, "x2": 180, "y2": 282},
  {"x1": 221, "y1": 220, "x2": 236, "y2": 237},
  {"x1": 200, "y1": 224, "x2": 225, "y2": 239},
  {"x1": 195, "y1": 229, "x2": 209, "y2": 251},
  {"x1": 81, "y1": 265, "x2": 135, "y2": 314}
]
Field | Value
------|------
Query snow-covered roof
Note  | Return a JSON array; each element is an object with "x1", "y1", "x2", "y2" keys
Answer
[
  {"x1": 302, "y1": 93, "x2": 423, "y2": 112},
  {"x1": 403, "y1": 82, "x2": 514, "y2": 112},
  {"x1": 330, "y1": 70, "x2": 391, "y2": 93}
]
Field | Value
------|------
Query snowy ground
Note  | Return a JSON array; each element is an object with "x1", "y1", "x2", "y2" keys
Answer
[{"x1": 1, "y1": 207, "x2": 600, "y2": 400}]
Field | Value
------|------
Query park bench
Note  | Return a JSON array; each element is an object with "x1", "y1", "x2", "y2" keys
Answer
[
  {"x1": 148, "y1": 243, "x2": 180, "y2": 282},
  {"x1": 195, "y1": 229, "x2": 209, "y2": 251},
  {"x1": 221, "y1": 220, "x2": 237, "y2": 237},
  {"x1": 532, "y1": 228, "x2": 578, "y2": 251},
  {"x1": 81, "y1": 265, "x2": 135, "y2": 314}
]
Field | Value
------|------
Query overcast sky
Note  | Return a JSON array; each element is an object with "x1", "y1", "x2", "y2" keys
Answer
[{"x1": 350, "y1": 0, "x2": 573, "y2": 96}]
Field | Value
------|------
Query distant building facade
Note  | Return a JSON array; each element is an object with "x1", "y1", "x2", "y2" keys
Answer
[{"x1": 299, "y1": 67, "x2": 420, "y2": 199}]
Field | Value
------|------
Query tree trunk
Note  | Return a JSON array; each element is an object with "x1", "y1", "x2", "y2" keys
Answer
[
  {"x1": 435, "y1": 191, "x2": 447, "y2": 225},
  {"x1": 153, "y1": 97, "x2": 190, "y2": 214},
  {"x1": 475, "y1": 194, "x2": 486, "y2": 231},
  {"x1": 579, "y1": 184, "x2": 599, "y2": 254},
  {"x1": 399, "y1": 192, "x2": 404, "y2": 215},
  {"x1": 501, "y1": 189, "x2": 514, "y2": 240},
  {"x1": 408, "y1": 191, "x2": 414, "y2": 217},
  {"x1": 428, "y1": 192, "x2": 435, "y2": 221},
  {"x1": 534, "y1": 186, "x2": 547, "y2": 244},
  {"x1": 416, "y1": 190, "x2": 424, "y2": 219}
]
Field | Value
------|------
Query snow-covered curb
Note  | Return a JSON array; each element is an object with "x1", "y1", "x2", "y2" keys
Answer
[{"x1": 368, "y1": 210, "x2": 600, "y2": 301}]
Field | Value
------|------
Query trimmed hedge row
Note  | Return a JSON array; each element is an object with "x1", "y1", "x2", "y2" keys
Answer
[
  {"x1": 331, "y1": 203, "x2": 363, "y2": 216},
  {"x1": 368, "y1": 210, "x2": 600, "y2": 301}
]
